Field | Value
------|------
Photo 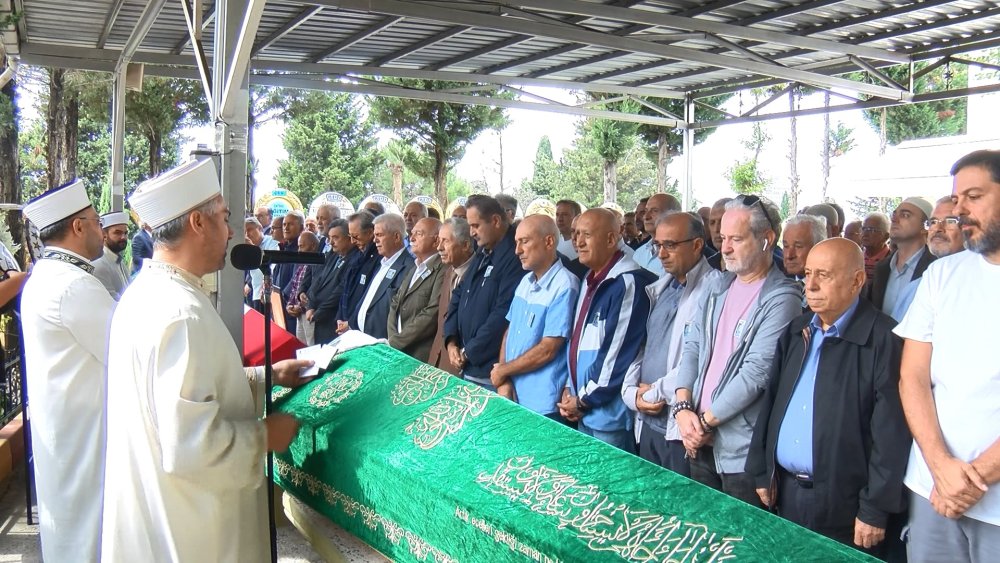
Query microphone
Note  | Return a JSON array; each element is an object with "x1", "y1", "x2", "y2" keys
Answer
[{"x1": 230, "y1": 243, "x2": 326, "y2": 270}]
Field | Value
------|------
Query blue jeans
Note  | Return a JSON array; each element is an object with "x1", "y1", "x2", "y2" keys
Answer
[{"x1": 578, "y1": 421, "x2": 635, "y2": 453}]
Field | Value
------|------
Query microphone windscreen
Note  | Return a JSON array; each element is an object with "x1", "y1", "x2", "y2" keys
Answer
[{"x1": 230, "y1": 244, "x2": 263, "y2": 270}]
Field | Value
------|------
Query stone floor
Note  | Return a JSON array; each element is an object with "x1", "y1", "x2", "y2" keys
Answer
[{"x1": 0, "y1": 467, "x2": 385, "y2": 563}]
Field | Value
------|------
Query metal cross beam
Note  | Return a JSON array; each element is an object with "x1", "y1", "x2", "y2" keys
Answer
[
  {"x1": 252, "y1": 6, "x2": 324, "y2": 57},
  {"x1": 172, "y1": 1, "x2": 215, "y2": 55},
  {"x1": 309, "y1": 15, "x2": 402, "y2": 63},
  {"x1": 96, "y1": 0, "x2": 127, "y2": 49},
  {"x1": 218, "y1": 0, "x2": 267, "y2": 119},
  {"x1": 310, "y1": 0, "x2": 911, "y2": 100},
  {"x1": 251, "y1": 74, "x2": 685, "y2": 127}
]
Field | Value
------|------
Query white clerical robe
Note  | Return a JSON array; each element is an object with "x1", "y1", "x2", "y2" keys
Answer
[
  {"x1": 92, "y1": 245, "x2": 130, "y2": 300},
  {"x1": 20, "y1": 247, "x2": 116, "y2": 563},
  {"x1": 101, "y1": 260, "x2": 269, "y2": 563}
]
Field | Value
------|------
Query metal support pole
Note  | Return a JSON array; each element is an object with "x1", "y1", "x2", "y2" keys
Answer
[
  {"x1": 213, "y1": 0, "x2": 249, "y2": 347},
  {"x1": 110, "y1": 68, "x2": 127, "y2": 212},
  {"x1": 683, "y1": 93, "x2": 695, "y2": 210}
]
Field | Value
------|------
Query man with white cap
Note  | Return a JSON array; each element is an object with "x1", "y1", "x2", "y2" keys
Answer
[
  {"x1": 101, "y1": 158, "x2": 313, "y2": 563},
  {"x1": 869, "y1": 196, "x2": 936, "y2": 321},
  {"x1": 20, "y1": 179, "x2": 116, "y2": 563},
  {"x1": 93, "y1": 211, "x2": 132, "y2": 300}
]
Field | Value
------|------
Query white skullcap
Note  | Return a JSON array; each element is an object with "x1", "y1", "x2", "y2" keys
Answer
[
  {"x1": 23, "y1": 179, "x2": 92, "y2": 229},
  {"x1": 128, "y1": 158, "x2": 221, "y2": 229},
  {"x1": 100, "y1": 211, "x2": 130, "y2": 228}
]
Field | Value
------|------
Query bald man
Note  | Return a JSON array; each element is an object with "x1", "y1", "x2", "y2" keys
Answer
[
  {"x1": 748, "y1": 238, "x2": 910, "y2": 558},
  {"x1": 633, "y1": 193, "x2": 682, "y2": 275},
  {"x1": 492, "y1": 215, "x2": 579, "y2": 418},
  {"x1": 559, "y1": 209, "x2": 655, "y2": 450}
]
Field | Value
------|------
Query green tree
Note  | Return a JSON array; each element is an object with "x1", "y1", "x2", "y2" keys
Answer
[
  {"x1": 726, "y1": 120, "x2": 770, "y2": 195},
  {"x1": 860, "y1": 62, "x2": 967, "y2": 149},
  {"x1": 524, "y1": 135, "x2": 558, "y2": 197},
  {"x1": 849, "y1": 196, "x2": 901, "y2": 219},
  {"x1": 368, "y1": 79, "x2": 509, "y2": 207},
  {"x1": 584, "y1": 105, "x2": 639, "y2": 204},
  {"x1": 549, "y1": 129, "x2": 661, "y2": 210},
  {"x1": 636, "y1": 94, "x2": 731, "y2": 192},
  {"x1": 276, "y1": 92, "x2": 380, "y2": 205}
]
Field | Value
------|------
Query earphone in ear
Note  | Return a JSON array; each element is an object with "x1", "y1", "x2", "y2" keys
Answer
[{"x1": 762, "y1": 240, "x2": 768, "y2": 251}]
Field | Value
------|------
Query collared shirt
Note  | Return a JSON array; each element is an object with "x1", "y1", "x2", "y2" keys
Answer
[
  {"x1": 408, "y1": 255, "x2": 432, "y2": 291},
  {"x1": 568, "y1": 251, "x2": 623, "y2": 383},
  {"x1": 776, "y1": 297, "x2": 861, "y2": 474},
  {"x1": 249, "y1": 236, "x2": 280, "y2": 301},
  {"x1": 357, "y1": 246, "x2": 405, "y2": 331},
  {"x1": 556, "y1": 237, "x2": 577, "y2": 260},
  {"x1": 882, "y1": 247, "x2": 925, "y2": 316},
  {"x1": 504, "y1": 260, "x2": 579, "y2": 415},
  {"x1": 452, "y1": 256, "x2": 473, "y2": 290},
  {"x1": 633, "y1": 239, "x2": 665, "y2": 276},
  {"x1": 864, "y1": 245, "x2": 890, "y2": 281}
]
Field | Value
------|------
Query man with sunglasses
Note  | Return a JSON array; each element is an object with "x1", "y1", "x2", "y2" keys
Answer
[
  {"x1": 869, "y1": 197, "x2": 936, "y2": 321},
  {"x1": 21, "y1": 179, "x2": 116, "y2": 562},
  {"x1": 673, "y1": 195, "x2": 802, "y2": 508},
  {"x1": 623, "y1": 211, "x2": 721, "y2": 475}
]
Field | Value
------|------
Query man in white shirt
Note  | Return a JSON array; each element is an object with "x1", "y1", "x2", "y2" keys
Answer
[
  {"x1": 388, "y1": 217, "x2": 445, "y2": 362},
  {"x1": 21, "y1": 179, "x2": 116, "y2": 563},
  {"x1": 92, "y1": 211, "x2": 132, "y2": 300},
  {"x1": 101, "y1": 158, "x2": 312, "y2": 563},
  {"x1": 348, "y1": 213, "x2": 415, "y2": 339},
  {"x1": 895, "y1": 150, "x2": 1000, "y2": 562}
]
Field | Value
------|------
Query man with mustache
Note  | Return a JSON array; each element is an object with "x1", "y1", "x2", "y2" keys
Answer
[
  {"x1": 926, "y1": 195, "x2": 966, "y2": 259},
  {"x1": 93, "y1": 211, "x2": 132, "y2": 300},
  {"x1": 894, "y1": 150, "x2": 1000, "y2": 562}
]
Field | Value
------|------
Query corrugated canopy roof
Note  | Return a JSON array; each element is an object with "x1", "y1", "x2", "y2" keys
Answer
[{"x1": 4, "y1": 0, "x2": 1000, "y2": 124}]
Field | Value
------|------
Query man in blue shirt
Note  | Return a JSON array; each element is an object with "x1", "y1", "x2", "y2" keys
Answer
[
  {"x1": 747, "y1": 238, "x2": 910, "y2": 558},
  {"x1": 491, "y1": 215, "x2": 578, "y2": 423}
]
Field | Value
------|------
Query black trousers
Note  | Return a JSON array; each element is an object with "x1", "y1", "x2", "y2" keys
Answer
[
  {"x1": 688, "y1": 446, "x2": 764, "y2": 509},
  {"x1": 637, "y1": 424, "x2": 690, "y2": 477},
  {"x1": 777, "y1": 469, "x2": 907, "y2": 562}
]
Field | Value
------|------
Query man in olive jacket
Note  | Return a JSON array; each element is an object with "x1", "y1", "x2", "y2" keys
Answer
[{"x1": 746, "y1": 238, "x2": 910, "y2": 558}]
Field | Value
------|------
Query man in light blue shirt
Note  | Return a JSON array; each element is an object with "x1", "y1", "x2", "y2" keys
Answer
[
  {"x1": 632, "y1": 193, "x2": 680, "y2": 276},
  {"x1": 492, "y1": 215, "x2": 578, "y2": 422}
]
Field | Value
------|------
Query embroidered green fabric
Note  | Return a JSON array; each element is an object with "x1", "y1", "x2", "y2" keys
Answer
[{"x1": 273, "y1": 344, "x2": 873, "y2": 563}]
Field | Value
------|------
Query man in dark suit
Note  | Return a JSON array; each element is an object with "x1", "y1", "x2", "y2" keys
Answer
[
  {"x1": 388, "y1": 218, "x2": 446, "y2": 362},
  {"x1": 428, "y1": 218, "x2": 475, "y2": 375},
  {"x1": 347, "y1": 214, "x2": 414, "y2": 339},
  {"x1": 130, "y1": 223, "x2": 153, "y2": 275},
  {"x1": 868, "y1": 197, "x2": 936, "y2": 321},
  {"x1": 305, "y1": 219, "x2": 357, "y2": 346},
  {"x1": 337, "y1": 211, "x2": 379, "y2": 335},
  {"x1": 748, "y1": 238, "x2": 910, "y2": 559}
]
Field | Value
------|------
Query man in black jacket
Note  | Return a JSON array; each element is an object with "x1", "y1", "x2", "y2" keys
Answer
[
  {"x1": 337, "y1": 211, "x2": 380, "y2": 335},
  {"x1": 747, "y1": 238, "x2": 910, "y2": 558},
  {"x1": 444, "y1": 195, "x2": 521, "y2": 390},
  {"x1": 304, "y1": 219, "x2": 357, "y2": 345}
]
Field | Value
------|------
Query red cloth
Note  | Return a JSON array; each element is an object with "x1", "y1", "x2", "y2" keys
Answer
[{"x1": 242, "y1": 306, "x2": 305, "y2": 367}]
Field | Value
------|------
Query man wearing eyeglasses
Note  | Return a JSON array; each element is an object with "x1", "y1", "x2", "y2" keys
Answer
[
  {"x1": 926, "y1": 196, "x2": 965, "y2": 259},
  {"x1": 673, "y1": 195, "x2": 802, "y2": 508},
  {"x1": 860, "y1": 213, "x2": 890, "y2": 282},
  {"x1": 623, "y1": 211, "x2": 722, "y2": 475},
  {"x1": 869, "y1": 197, "x2": 936, "y2": 322},
  {"x1": 633, "y1": 193, "x2": 682, "y2": 276}
]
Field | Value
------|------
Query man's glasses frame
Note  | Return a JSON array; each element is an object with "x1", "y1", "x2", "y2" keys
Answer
[
  {"x1": 738, "y1": 194, "x2": 777, "y2": 234},
  {"x1": 924, "y1": 217, "x2": 960, "y2": 229},
  {"x1": 651, "y1": 238, "x2": 697, "y2": 254}
]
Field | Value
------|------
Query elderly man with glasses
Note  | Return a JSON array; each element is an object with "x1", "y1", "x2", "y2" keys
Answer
[{"x1": 673, "y1": 194, "x2": 803, "y2": 508}]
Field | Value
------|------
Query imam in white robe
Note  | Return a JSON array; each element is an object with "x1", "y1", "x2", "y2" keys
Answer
[
  {"x1": 20, "y1": 247, "x2": 116, "y2": 563},
  {"x1": 101, "y1": 260, "x2": 269, "y2": 563}
]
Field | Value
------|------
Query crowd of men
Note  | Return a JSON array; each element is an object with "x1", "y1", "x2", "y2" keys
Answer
[{"x1": 15, "y1": 149, "x2": 1000, "y2": 562}]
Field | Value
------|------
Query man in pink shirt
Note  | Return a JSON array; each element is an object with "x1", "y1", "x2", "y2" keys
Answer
[{"x1": 673, "y1": 195, "x2": 803, "y2": 507}]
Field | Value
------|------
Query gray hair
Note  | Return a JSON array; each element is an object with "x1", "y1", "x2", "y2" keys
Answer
[
  {"x1": 495, "y1": 194, "x2": 518, "y2": 216},
  {"x1": 725, "y1": 196, "x2": 782, "y2": 240},
  {"x1": 328, "y1": 218, "x2": 349, "y2": 237},
  {"x1": 405, "y1": 201, "x2": 428, "y2": 217},
  {"x1": 785, "y1": 214, "x2": 828, "y2": 246},
  {"x1": 348, "y1": 210, "x2": 375, "y2": 231},
  {"x1": 316, "y1": 202, "x2": 339, "y2": 219},
  {"x1": 443, "y1": 217, "x2": 472, "y2": 248},
  {"x1": 244, "y1": 216, "x2": 262, "y2": 229},
  {"x1": 373, "y1": 213, "x2": 406, "y2": 237},
  {"x1": 283, "y1": 210, "x2": 305, "y2": 227},
  {"x1": 936, "y1": 195, "x2": 954, "y2": 205},
  {"x1": 864, "y1": 212, "x2": 890, "y2": 232},
  {"x1": 298, "y1": 231, "x2": 320, "y2": 250},
  {"x1": 655, "y1": 210, "x2": 706, "y2": 241},
  {"x1": 153, "y1": 196, "x2": 225, "y2": 249}
]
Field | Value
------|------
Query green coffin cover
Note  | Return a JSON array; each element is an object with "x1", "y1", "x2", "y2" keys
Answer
[{"x1": 273, "y1": 343, "x2": 874, "y2": 563}]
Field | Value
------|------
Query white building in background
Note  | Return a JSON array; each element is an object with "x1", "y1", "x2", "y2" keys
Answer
[{"x1": 828, "y1": 66, "x2": 1000, "y2": 210}]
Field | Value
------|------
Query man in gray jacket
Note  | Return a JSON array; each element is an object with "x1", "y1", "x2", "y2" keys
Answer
[
  {"x1": 623, "y1": 211, "x2": 722, "y2": 475},
  {"x1": 673, "y1": 195, "x2": 802, "y2": 507}
]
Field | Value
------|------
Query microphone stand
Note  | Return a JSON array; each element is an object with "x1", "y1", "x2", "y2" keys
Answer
[{"x1": 260, "y1": 264, "x2": 278, "y2": 563}]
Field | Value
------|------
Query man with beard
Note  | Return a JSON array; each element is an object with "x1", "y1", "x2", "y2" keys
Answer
[
  {"x1": 93, "y1": 211, "x2": 132, "y2": 300},
  {"x1": 894, "y1": 150, "x2": 1000, "y2": 562},
  {"x1": 926, "y1": 195, "x2": 966, "y2": 259},
  {"x1": 869, "y1": 197, "x2": 935, "y2": 321}
]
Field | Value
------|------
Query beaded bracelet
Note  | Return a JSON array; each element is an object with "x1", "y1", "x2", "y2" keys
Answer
[{"x1": 671, "y1": 400, "x2": 694, "y2": 419}]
